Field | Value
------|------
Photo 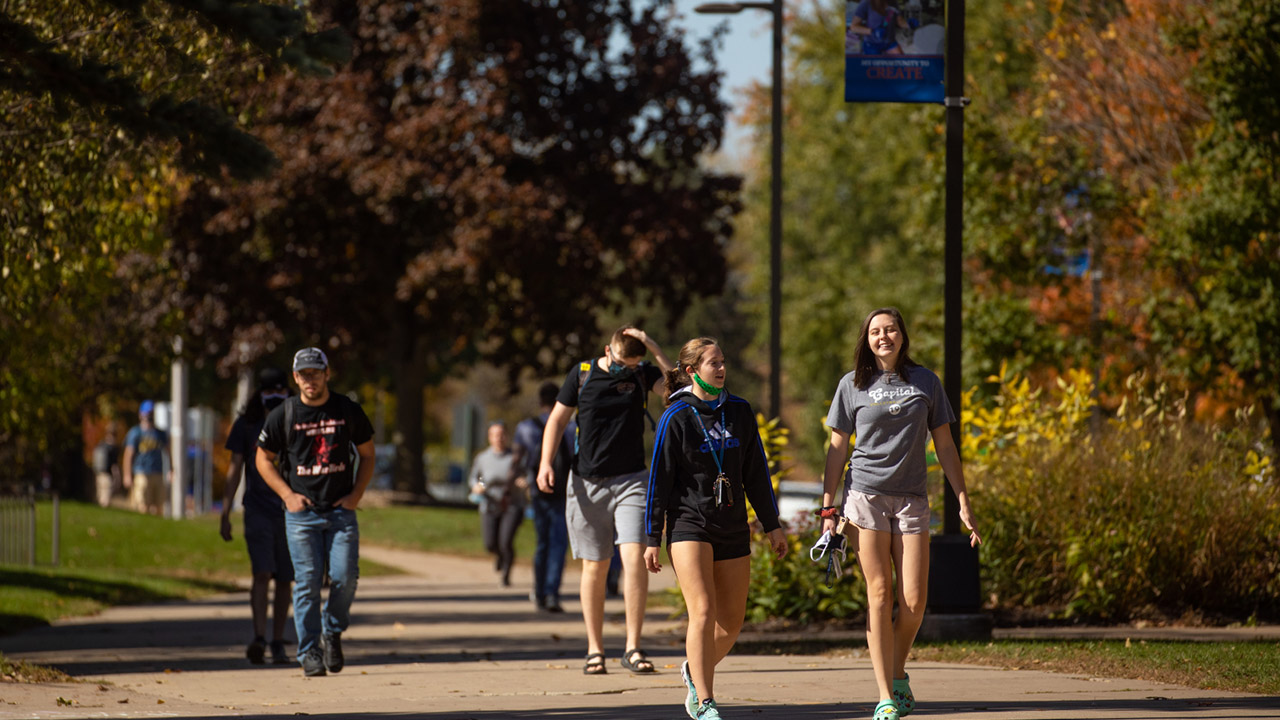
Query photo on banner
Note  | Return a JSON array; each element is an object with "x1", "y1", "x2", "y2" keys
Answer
[{"x1": 844, "y1": 0, "x2": 945, "y2": 103}]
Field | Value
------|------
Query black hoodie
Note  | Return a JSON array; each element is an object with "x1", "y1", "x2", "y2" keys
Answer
[{"x1": 645, "y1": 388, "x2": 782, "y2": 549}]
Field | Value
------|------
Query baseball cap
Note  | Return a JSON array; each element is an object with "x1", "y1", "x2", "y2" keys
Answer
[
  {"x1": 292, "y1": 347, "x2": 329, "y2": 372},
  {"x1": 257, "y1": 367, "x2": 289, "y2": 390},
  {"x1": 139, "y1": 399, "x2": 155, "y2": 414}
]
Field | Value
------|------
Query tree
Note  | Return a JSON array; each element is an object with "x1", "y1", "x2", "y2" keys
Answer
[
  {"x1": 1147, "y1": 0, "x2": 1280, "y2": 454},
  {"x1": 169, "y1": 0, "x2": 742, "y2": 495},
  {"x1": 731, "y1": 0, "x2": 1044, "y2": 467},
  {"x1": 0, "y1": 0, "x2": 345, "y2": 485}
]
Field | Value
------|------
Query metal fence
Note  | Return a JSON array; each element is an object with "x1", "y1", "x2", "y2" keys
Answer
[{"x1": 0, "y1": 488, "x2": 59, "y2": 567}]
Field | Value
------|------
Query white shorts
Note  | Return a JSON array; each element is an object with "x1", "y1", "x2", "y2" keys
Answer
[{"x1": 844, "y1": 491, "x2": 930, "y2": 536}]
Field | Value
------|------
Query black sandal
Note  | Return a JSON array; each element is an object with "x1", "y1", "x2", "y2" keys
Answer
[
  {"x1": 621, "y1": 648, "x2": 655, "y2": 674},
  {"x1": 583, "y1": 652, "x2": 607, "y2": 675}
]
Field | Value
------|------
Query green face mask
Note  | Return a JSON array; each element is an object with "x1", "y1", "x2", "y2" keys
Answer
[{"x1": 693, "y1": 372, "x2": 723, "y2": 396}]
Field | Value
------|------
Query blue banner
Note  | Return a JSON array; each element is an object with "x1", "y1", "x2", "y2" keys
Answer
[{"x1": 845, "y1": 0, "x2": 945, "y2": 104}]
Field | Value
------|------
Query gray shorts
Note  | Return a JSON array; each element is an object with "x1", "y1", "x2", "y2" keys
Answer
[
  {"x1": 566, "y1": 469, "x2": 647, "y2": 561},
  {"x1": 844, "y1": 490, "x2": 930, "y2": 536},
  {"x1": 244, "y1": 509, "x2": 294, "y2": 581}
]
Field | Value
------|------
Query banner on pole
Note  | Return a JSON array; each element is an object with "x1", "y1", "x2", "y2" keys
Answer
[{"x1": 844, "y1": 0, "x2": 945, "y2": 104}]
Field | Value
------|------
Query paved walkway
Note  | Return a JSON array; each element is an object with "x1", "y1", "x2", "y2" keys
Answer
[{"x1": 2, "y1": 545, "x2": 1278, "y2": 719}]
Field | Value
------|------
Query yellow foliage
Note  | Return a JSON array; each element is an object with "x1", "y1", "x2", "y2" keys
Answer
[{"x1": 965, "y1": 363, "x2": 1270, "y2": 485}]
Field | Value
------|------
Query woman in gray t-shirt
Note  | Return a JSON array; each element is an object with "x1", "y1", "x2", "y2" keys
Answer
[{"x1": 820, "y1": 307, "x2": 981, "y2": 720}]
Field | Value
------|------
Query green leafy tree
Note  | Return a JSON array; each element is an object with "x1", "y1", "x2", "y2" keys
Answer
[
  {"x1": 733, "y1": 0, "x2": 1040, "y2": 466},
  {"x1": 1148, "y1": 0, "x2": 1280, "y2": 453},
  {"x1": 0, "y1": 0, "x2": 345, "y2": 485}
]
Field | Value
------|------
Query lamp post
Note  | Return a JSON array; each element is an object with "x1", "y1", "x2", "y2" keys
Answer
[{"x1": 695, "y1": 0, "x2": 783, "y2": 420}]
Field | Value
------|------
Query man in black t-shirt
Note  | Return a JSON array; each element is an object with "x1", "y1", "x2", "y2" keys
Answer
[
  {"x1": 257, "y1": 347, "x2": 375, "y2": 677},
  {"x1": 536, "y1": 326, "x2": 672, "y2": 676},
  {"x1": 220, "y1": 367, "x2": 294, "y2": 666}
]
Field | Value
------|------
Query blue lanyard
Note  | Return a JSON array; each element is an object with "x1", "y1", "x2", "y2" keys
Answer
[{"x1": 688, "y1": 408, "x2": 726, "y2": 475}]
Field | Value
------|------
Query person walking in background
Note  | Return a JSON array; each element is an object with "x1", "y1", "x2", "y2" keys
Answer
[
  {"x1": 122, "y1": 400, "x2": 171, "y2": 516},
  {"x1": 536, "y1": 325, "x2": 672, "y2": 676},
  {"x1": 644, "y1": 337, "x2": 788, "y2": 720},
  {"x1": 91, "y1": 427, "x2": 122, "y2": 508},
  {"x1": 512, "y1": 382, "x2": 573, "y2": 612},
  {"x1": 820, "y1": 307, "x2": 981, "y2": 720},
  {"x1": 256, "y1": 347, "x2": 376, "y2": 677},
  {"x1": 469, "y1": 421, "x2": 527, "y2": 588},
  {"x1": 220, "y1": 367, "x2": 294, "y2": 665}
]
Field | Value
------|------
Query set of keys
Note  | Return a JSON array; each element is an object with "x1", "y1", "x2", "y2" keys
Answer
[{"x1": 713, "y1": 472, "x2": 733, "y2": 509}]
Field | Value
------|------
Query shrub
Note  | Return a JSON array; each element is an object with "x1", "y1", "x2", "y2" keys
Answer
[
  {"x1": 744, "y1": 511, "x2": 867, "y2": 624},
  {"x1": 971, "y1": 366, "x2": 1280, "y2": 621}
]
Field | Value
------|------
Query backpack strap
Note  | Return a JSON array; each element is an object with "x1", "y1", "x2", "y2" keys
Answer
[{"x1": 284, "y1": 396, "x2": 296, "y2": 442}]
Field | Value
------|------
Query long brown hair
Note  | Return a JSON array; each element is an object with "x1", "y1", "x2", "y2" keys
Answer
[
  {"x1": 853, "y1": 307, "x2": 917, "y2": 389},
  {"x1": 664, "y1": 337, "x2": 720, "y2": 406}
]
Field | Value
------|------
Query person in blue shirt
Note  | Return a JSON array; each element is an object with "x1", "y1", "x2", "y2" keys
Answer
[
  {"x1": 122, "y1": 400, "x2": 170, "y2": 516},
  {"x1": 512, "y1": 381, "x2": 574, "y2": 613}
]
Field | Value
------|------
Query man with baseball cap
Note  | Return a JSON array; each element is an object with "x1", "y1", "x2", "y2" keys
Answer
[
  {"x1": 122, "y1": 399, "x2": 171, "y2": 515},
  {"x1": 256, "y1": 347, "x2": 376, "y2": 677}
]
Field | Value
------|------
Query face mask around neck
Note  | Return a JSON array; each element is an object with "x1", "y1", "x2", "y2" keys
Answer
[{"x1": 693, "y1": 372, "x2": 723, "y2": 396}]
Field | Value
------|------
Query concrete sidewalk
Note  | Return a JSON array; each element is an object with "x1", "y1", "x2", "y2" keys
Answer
[{"x1": 2, "y1": 545, "x2": 1277, "y2": 720}]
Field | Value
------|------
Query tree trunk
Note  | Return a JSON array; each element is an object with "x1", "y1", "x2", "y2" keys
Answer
[{"x1": 391, "y1": 306, "x2": 430, "y2": 500}]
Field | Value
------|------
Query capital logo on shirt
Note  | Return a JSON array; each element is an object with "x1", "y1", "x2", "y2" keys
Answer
[{"x1": 615, "y1": 382, "x2": 637, "y2": 394}]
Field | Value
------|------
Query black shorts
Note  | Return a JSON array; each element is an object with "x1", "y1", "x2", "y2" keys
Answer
[{"x1": 667, "y1": 531, "x2": 751, "y2": 562}]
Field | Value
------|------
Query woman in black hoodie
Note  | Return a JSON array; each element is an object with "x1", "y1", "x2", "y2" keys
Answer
[{"x1": 644, "y1": 337, "x2": 788, "y2": 720}]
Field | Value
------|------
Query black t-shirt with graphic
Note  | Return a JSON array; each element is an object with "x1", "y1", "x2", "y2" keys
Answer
[
  {"x1": 257, "y1": 394, "x2": 374, "y2": 507},
  {"x1": 557, "y1": 359, "x2": 664, "y2": 478}
]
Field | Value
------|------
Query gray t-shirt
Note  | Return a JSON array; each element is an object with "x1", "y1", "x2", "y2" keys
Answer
[
  {"x1": 825, "y1": 366, "x2": 955, "y2": 498},
  {"x1": 468, "y1": 448, "x2": 522, "y2": 505}
]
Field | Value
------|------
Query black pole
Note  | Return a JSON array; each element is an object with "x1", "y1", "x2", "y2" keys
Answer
[
  {"x1": 925, "y1": 0, "x2": 984, "y2": 626},
  {"x1": 768, "y1": 0, "x2": 783, "y2": 420},
  {"x1": 942, "y1": 0, "x2": 965, "y2": 535}
]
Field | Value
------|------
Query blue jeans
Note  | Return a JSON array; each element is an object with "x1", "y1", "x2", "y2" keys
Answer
[
  {"x1": 285, "y1": 506, "x2": 359, "y2": 657},
  {"x1": 531, "y1": 494, "x2": 568, "y2": 602}
]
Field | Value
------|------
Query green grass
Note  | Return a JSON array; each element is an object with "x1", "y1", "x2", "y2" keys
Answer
[
  {"x1": 738, "y1": 633, "x2": 1280, "y2": 696},
  {"x1": 358, "y1": 504, "x2": 538, "y2": 560},
  {"x1": 1, "y1": 501, "x2": 398, "y2": 635},
  {"x1": 909, "y1": 640, "x2": 1280, "y2": 695}
]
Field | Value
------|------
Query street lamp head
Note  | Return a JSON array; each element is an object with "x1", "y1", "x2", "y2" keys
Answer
[{"x1": 695, "y1": 3, "x2": 745, "y2": 13}]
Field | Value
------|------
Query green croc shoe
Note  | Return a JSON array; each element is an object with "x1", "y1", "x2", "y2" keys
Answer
[
  {"x1": 873, "y1": 699, "x2": 900, "y2": 720},
  {"x1": 696, "y1": 698, "x2": 722, "y2": 720},
  {"x1": 681, "y1": 660, "x2": 699, "y2": 719},
  {"x1": 893, "y1": 674, "x2": 915, "y2": 716}
]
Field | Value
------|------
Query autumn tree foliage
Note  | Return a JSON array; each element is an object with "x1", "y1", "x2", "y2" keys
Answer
[
  {"x1": 967, "y1": 0, "x2": 1279, "y2": 454},
  {"x1": 169, "y1": 0, "x2": 741, "y2": 494}
]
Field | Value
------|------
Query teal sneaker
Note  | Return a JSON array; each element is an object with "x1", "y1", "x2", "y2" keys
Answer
[
  {"x1": 696, "y1": 698, "x2": 722, "y2": 719},
  {"x1": 873, "y1": 698, "x2": 899, "y2": 720},
  {"x1": 892, "y1": 674, "x2": 915, "y2": 716},
  {"x1": 681, "y1": 660, "x2": 698, "y2": 719}
]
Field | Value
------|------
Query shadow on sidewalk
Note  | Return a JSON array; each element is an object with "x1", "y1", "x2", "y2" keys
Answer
[{"x1": 54, "y1": 694, "x2": 1280, "y2": 719}]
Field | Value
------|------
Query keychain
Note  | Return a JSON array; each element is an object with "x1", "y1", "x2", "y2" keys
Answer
[{"x1": 714, "y1": 473, "x2": 733, "y2": 509}]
